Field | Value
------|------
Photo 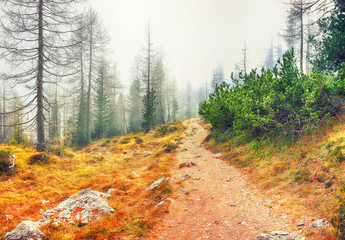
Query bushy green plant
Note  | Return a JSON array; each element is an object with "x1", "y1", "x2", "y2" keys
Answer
[
  {"x1": 331, "y1": 146, "x2": 345, "y2": 163},
  {"x1": 0, "y1": 150, "x2": 11, "y2": 160},
  {"x1": 0, "y1": 159, "x2": 10, "y2": 174},
  {"x1": 29, "y1": 153, "x2": 49, "y2": 165},
  {"x1": 135, "y1": 137, "x2": 144, "y2": 144},
  {"x1": 199, "y1": 50, "x2": 345, "y2": 139},
  {"x1": 9, "y1": 125, "x2": 29, "y2": 146},
  {"x1": 164, "y1": 143, "x2": 177, "y2": 153},
  {"x1": 294, "y1": 168, "x2": 311, "y2": 183},
  {"x1": 0, "y1": 150, "x2": 15, "y2": 175},
  {"x1": 156, "y1": 125, "x2": 177, "y2": 136}
]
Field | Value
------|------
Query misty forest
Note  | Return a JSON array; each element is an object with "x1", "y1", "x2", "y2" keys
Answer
[{"x1": 2, "y1": 0, "x2": 345, "y2": 239}]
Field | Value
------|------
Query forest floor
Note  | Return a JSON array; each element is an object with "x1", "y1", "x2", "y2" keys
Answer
[{"x1": 147, "y1": 118, "x2": 318, "y2": 240}]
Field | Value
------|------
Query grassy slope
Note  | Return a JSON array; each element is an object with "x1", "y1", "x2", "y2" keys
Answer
[
  {"x1": 203, "y1": 118, "x2": 345, "y2": 239},
  {"x1": 0, "y1": 122, "x2": 185, "y2": 239}
]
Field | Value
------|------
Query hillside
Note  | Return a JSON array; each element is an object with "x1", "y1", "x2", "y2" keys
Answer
[
  {"x1": 2, "y1": 117, "x2": 345, "y2": 239},
  {"x1": 0, "y1": 122, "x2": 185, "y2": 239}
]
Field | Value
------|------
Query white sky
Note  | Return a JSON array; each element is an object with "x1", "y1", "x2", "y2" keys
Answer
[{"x1": 89, "y1": 0, "x2": 288, "y2": 89}]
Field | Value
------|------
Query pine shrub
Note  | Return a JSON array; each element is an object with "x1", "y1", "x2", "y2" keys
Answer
[{"x1": 199, "y1": 50, "x2": 345, "y2": 139}]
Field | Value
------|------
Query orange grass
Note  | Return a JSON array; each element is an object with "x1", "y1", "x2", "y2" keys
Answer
[{"x1": 0, "y1": 122, "x2": 186, "y2": 239}]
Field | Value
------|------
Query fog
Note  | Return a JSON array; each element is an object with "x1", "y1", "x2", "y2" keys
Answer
[{"x1": 90, "y1": 0, "x2": 288, "y2": 88}]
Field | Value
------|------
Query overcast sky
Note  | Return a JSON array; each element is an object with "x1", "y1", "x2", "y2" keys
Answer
[{"x1": 89, "y1": 0, "x2": 287, "y2": 89}]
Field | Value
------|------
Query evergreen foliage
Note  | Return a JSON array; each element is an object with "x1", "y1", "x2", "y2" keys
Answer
[
  {"x1": 172, "y1": 97, "x2": 179, "y2": 122},
  {"x1": 10, "y1": 125, "x2": 28, "y2": 146},
  {"x1": 74, "y1": 100, "x2": 88, "y2": 146},
  {"x1": 142, "y1": 89, "x2": 157, "y2": 133},
  {"x1": 93, "y1": 64, "x2": 111, "y2": 140},
  {"x1": 49, "y1": 101, "x2": 59, "y2": 142},
  {"x1": 199, "y1": 50, "x2": 345, "y2": 138},
  {"x1": 128, "y1": 78, "x2": 142, "y2": 132},
  {"x1": 311, "y1": 10, "x2": 345, "y2": 73}
]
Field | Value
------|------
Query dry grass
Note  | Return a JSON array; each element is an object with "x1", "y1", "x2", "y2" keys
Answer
[
  {"x1": 202, "y1": 117, "x2": 345, "y2": 239},
  {"x1": 0, "y1": 122, "x2": 186, "y2": 239}
]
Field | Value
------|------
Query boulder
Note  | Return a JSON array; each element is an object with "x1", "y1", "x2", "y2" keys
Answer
[
  {"x1": 212, "y1": 153, "x2": 223, "y2": 158},
  {"x1": 39, "y1": 188, "x2": 114, "y2": 225},
  {"x1": 256, "y1": 231, "x2": 292, "y2": 240},
  {"x1": 2, "y1": 221, "x2": 45, "y2": 240},
  {"x1": 146, "y1": 177, "x2": 169, "y2": 191},
  {"x1": 308, "y1": 218, "x2": 330, "y2": 228}
]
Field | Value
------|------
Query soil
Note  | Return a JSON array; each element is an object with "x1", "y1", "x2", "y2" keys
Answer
[{"x1": 147, "y1": 118, "x2": 308, "y2": 240}]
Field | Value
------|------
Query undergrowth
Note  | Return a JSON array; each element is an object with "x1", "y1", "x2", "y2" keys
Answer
[{"x1": 0, "y1": 121, "x2": 185, "y2": 239}]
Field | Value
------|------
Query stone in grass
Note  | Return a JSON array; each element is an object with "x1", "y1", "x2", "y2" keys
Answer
[
  {"x1": 146, "y1": 177, "x2": 169, "y2": 191},
  {"x1": 297, "y1": 221, "x2": 305, "y2": 227},
  {"x1": 179, "y1": 189, "x2": 189, "y2": 195},
  {"x1": 2, "y1": 221, "x2": 45, "y2": 240},
  {"x1": 39, "y1": 188, "x2": 114, "y2": 226},
  {"x1": 308, "y1": 218, "x2": 330, "y2": 228},
  {"x1": 178, "y1": 162, "x2": 196, "y2": 169},
  {"x1": 179, "y1": 174, "x2": 191, "y2": 181},
  {"x1": 256, "y1": 231, "x2": 291, "y2": 240},
  {"x1": 212, "y1": 153, "x2": 223, "y2": 158}
]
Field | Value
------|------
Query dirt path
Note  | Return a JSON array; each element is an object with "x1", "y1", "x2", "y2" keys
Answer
[{"x1": 148, "y1": 118, "x2": 305, "y2": 240}]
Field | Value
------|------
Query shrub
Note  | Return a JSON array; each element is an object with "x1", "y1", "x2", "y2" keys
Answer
[
  {"x1": 0, "y1": 150, "x2": 11, "y2": 160},
  {"x1": 0, "y1": 159, "x2": 10, "y2": 174},
  {"x1": 156, "y1": 125, "x2": 169, "y2": 136},
  {"x1": 199, "y1": 49, "x2": 345, "y2": 139},
  {"x1": 164, "y1": 143, "x2": 177, "y2": 153},
  {"x1": 331, "y1": 146, "x2": 345, "y2": 163},
  {"x1": 120, "y1": 138, "x2": 131, "y2": 144},
  {"x1": 29, "y1": 153, "x2": 49, "y2": 165},
  {"x1": 294, "y1": 168, "x2": 311, "y2": 183},
  {"x1": 0, "y1": 150, "x2": 14, "y2": 175},
  {"x1": 9, "y1": 126, "x2": 29, "y2": 146},
  {"x1": 156, "y1": 125, "x2": 178, "y2": 136},
  {"x1": 47, "y1": 146, "x2": 70, "y2": 157},
  {"x1": 135, "y1": 138, "x2": 144, "y2": 144}
]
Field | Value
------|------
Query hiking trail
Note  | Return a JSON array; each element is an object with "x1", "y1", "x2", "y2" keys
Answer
[{"x1": 148, "y1": 118, "x2": 305, "y2": 240}]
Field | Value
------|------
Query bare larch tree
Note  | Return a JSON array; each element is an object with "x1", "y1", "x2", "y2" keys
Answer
[{"x1": 0, "y1": 0, "x2": 84, "y2": 151}]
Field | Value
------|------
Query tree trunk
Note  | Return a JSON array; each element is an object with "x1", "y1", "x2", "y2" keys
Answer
[
  {"x1": 2, "y1": 80, "x2": 6, "y2": 142},
  {"x1": 86, "y1": 17, "x2": 93, "y2": 143},
  {"x1": 36, "y1": 0, "x2": 45, "y2": 151},
  {"x1": 146, "y1": 28, "x2": 151, "y2": 132},
  {"x1": 300, "y1": 0, "x2": 304, "y2": 73}
]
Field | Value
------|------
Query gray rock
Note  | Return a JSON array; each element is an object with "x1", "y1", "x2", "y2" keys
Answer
[
  {"x1": 309, "y1": 218, "x2": 330, "y2": 228},
  {"x1": 212, "y1": 153, "x2": 223, "y2": 158},
  {"x1": 3, "y1": 221, "x2": 45, "y2": 240},
  {"x1": 297, "y1": 221, "x2": 305, "y2": 227},
  {"x1": 179, "y1": 174, "x2": 191, "y2": 181},
  {"x1": 178, "y1": 162, "x2": 196, "y2": 169},
  {"x1": 145, "y1": 177, "x2": 169, "y2": 191},
  {"x1": 107, "y1": 188, "x2": 116, "y2": 194},
  {"x1": 256, "y1": 231, "x2": 291, "y2": 240},
  {"x1": 39, "y1": 188, "x2": 114, "y2": 225},
  {"x1": 179, "y1": 189, "x2": 189, "y2": 195}
]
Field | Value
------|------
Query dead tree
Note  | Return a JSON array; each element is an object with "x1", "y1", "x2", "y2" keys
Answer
[{"x1": 0, "y1": 0, "x2": 84, "y2": 151}]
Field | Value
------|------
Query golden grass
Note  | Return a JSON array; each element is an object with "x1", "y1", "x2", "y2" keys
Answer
[{"x1": 0, "y1": 122, "x2": 186, "y2": 239}]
